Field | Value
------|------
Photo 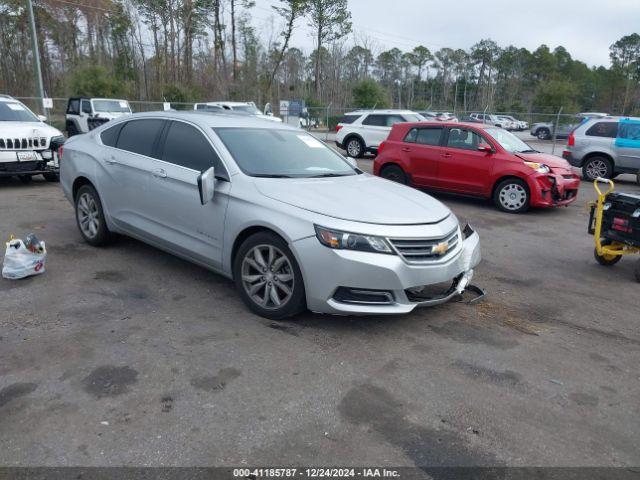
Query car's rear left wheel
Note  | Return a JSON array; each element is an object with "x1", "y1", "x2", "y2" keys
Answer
[
  {"x1": 536, "y1": 128, "x2": 551, "y2": 140},
  {"x1": 583, "y1": 156, "x2": 612, "y2": 181},
  {"x1": 75, "y1": 184, "x2": 113, "y2": 246},
  {"x1": 380, "y1": 165, "x2": 407, "y2": 185},
  {"x1": 234, "y1": 232, "x2": 306, "y2": 320}
]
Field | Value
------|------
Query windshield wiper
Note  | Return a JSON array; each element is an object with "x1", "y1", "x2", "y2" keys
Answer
[
  {"x1": 252, "y1": 173, "x2": 295, "y2": 178},
  {"x1": 307, "y1": 173, "x2": 351, "y2": 178},
  {"x1": 517, "y1": 149, "x2": 538, "y2": 153}
]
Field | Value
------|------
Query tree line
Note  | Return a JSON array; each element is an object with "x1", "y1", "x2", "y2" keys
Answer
[{"x1": 1, "y1": 0, "x2": 639, "y2": 115}]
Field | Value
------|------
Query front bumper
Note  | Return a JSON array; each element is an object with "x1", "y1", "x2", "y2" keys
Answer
[
  {"x1": 528, "y1": 172, "x2": 580, "y2": 207},
  {"x1": 0, "y1": 150, "x2": 59, "y2": 177},
  {"x1": 293, "y1": 225, "x2": 482, "y2": 315}
]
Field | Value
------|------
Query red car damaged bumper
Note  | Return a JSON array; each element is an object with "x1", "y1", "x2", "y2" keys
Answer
[{"x1": 527, "y1": 172, "x2": 581, "y2": 207}]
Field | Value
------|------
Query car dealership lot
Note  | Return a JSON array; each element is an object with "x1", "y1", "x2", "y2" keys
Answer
[{"x1": 1, "y1": 171, "x2": 639, "y2": 467}]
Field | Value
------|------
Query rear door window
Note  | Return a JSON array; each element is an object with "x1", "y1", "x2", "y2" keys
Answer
[
  {"x1": 362, "y1": 114, "x2": 387, "y2": 126},
  {"x1": 586, "y1": 122, "x2": 618, "y2": 138},
  {"x1": 386, "y1": 115, "x2": 406, "y2": 127},
  {"x1": 162, "y1": 121, "x2": 224, "y2": 173},
  {"x1": 100, "y1": 123, "x2": 123, "y2": 147},
  {"x1": 116, "y1": 119, "x2": 165, "y2": 158},
  {"x1": 405, "y1": 127, "x2": 443, "y2": 145}
]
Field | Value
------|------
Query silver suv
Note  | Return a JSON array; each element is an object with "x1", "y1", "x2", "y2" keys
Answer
[
  {"x1": 60, "y1": 112, "x2": 481, "y2": 319},
  {"x1": 563, "y1": 116, "x2": 640, "y2": 182}
]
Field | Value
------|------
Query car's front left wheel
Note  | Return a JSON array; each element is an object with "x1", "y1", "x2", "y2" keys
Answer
[
  {"x1": 493, "y1": 178, "x2": 530, "y2": 213},
  {"x1": 233, "y1": 231, "x2": 306, "y2": 320},
  {"x1": 345, "y1": 137, "x2": 365, "y2": 158}
]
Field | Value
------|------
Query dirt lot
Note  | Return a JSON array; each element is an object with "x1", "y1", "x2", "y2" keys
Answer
[{"x1": 1, "y1": 164, "x2": 639, "y2": 468}]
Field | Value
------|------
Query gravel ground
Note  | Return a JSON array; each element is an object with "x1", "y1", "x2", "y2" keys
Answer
[{"x1": 0, "y1": 159, "x2": 639, "y2": 468}]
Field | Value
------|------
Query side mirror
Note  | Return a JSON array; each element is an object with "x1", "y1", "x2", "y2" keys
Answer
[
  {"x1": 197, "y1": 167, "x2": 215, "y2": 205},
  {"x1": 38, "y1": 114, "x2": 47, "y2": 122},
  {"x1": 477, "y1": 143, "x2": 493, "y2": 153}
]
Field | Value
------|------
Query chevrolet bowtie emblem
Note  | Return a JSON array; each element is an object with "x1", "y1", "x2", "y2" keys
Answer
[{"x1": 432, "y1": 241, "x2": 449, "y2": 256}]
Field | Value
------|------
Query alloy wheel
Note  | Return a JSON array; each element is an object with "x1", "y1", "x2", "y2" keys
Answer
[
  {"x1": 499, "y1": 183, "x2": 527, "y2": 211},
  {"x1": 347, "y1": 139, "x2": 362, "y2": 157},
  {"x1": 586, "y1": 159, "x2": 609, "y2": 180},
  {"x1": 241, "y1": 244, "x2": 295, "y2": 310},
  {"x1": 77, "y1": 192, "x2": 100, "y2": 239}
]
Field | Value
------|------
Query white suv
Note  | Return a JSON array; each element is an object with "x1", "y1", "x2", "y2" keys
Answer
[
  {"x1": 469, "y1": 113, "x2": 510, "y2": 129},
  {"x1": 0, "y1": 95, "x2": 64, "y2": 183},
  {"x1": 335, "y1": 110, "x2": 425, "y2": 158},
  {"x1": 66, "y1": 97, "x2": 132, "y2": 136}
]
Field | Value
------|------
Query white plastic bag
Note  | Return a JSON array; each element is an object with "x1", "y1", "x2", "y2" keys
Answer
[{"x1": 2, "y1": 238, "x2": 47, "y2": 279}]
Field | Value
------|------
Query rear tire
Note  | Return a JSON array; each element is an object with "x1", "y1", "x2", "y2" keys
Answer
[
  {"x1": 233, "y1": 231, "x2": 306, "y2": 320},
  {"x1": 594, "y1": 247, "x2": 622, "y2": 266},
  {"x1": 582, "y1": 156, "x2": 612, "y2": 181},
  {"x1": 75, "y1": 184, "x2": 113, "y2": 246},
  {"x1": 345, "y1": 137, "x2": 365, "y2": 159},
  {"x1": 537, "y1": 128, "x2": 551, "y2": 140},
  {"x1": 18, "y1": 175, "x2": 32, "y2": 184},
  {"x1": 380, "y1": 165, "x2": 407, "y2": 185},
  {"x1": 493, "y1": 178, "x2": 530, "y2": 213}
]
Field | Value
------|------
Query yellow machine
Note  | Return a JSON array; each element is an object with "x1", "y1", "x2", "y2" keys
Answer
[{"x1": 589, "y1": 178, "x2": 640, "y2": 281}]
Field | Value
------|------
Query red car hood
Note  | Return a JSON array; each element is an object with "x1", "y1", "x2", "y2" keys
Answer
[{"x1": 514, "y1": 152, "x2": 573, "y2": 172}]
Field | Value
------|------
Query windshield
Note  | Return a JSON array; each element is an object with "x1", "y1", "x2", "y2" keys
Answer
[
  {"x1": 92, "y1": 100, "x2": 130, "y2": 113},
  {"x1": 215, "y1": 128, "x2": 357, "y2": 178},
  {"x1": 232, "y1": 105, "x2": 262, "y2": 115},
  {"x1": 485, "y1": 128, "x2": 536, "y2": 153},
  {"x1": 0, "y1": 102, "x2": 39, "y2": 122}
]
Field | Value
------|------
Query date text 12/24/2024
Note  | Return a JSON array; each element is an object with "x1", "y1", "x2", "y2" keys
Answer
[{"x1": 233, "y1": 468, "x2": 400, "y2": 478}]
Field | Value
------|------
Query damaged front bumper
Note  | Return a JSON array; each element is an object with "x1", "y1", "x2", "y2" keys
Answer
[
  {"x1": 0, "y1": 149, "x2": 60, "y2": 177},
  {"x1": 296, "y1": 223, "x2": 483, "y2": 315}
]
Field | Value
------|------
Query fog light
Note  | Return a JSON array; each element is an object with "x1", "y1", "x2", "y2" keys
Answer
[{"x1": 41, "y1": 150, "x2": 52, "y2": 160}]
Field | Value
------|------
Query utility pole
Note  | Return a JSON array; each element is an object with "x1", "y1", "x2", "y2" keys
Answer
[{"x1": 27, "y1": 0, "x2": 45, "y2": 115}]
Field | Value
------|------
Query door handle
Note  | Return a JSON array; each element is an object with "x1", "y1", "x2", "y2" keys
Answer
[
  {"x1": 152, "y1": 168, "x2": 167, "y2": 178},
  {"x1": 401, "y1": 147, "x2": 411, "y2": 152},
  {"x1": 441, "y1": 153, "x2": 452, "y2": 158},
  {"x1": 105, "y1": 156, "x2": 118, "y2": 165}
]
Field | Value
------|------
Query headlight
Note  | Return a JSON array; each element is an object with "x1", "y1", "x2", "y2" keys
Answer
[
  {"x1": 315, "y1": 225, "x2": 393, "y2": 254},
  {"x1": 524, "y1": 161, "x2": 550, "y2": 174}
]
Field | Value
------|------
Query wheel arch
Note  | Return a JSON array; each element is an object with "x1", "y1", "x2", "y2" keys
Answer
[
  {"x1": 343, "y1": 133, "x2": 365, "y2": 147},
  {"x1": 230, "y1": 225, "x2": 288, "y2": 275},
  {"x1": 491, "y1": 174, "x2": 530, "y2": 199},
  {"x1": 72, "y1": 176, "x2": 95, "y2": 200}
]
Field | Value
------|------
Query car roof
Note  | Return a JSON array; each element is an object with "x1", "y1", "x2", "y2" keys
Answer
[
  {"x1": 198, "y1": 101, "x2": 253, "y2": 106},
  {"x1": 395, "y1": 121, "x2": 493, "y2": 130},
  {"x1": 0, "y1": 95, "x2": 18, "y2": 103},
  {"x1": 111, "y1": 110, "x2": 298, "y2": 130}
]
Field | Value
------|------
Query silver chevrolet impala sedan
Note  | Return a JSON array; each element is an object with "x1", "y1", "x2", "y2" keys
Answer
[{"x1": 60, "y1": 112, "x2": 481, "y2": 319}]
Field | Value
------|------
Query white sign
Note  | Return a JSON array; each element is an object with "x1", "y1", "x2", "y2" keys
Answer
[
  {"x1": 163, "y1": 102, "x2": 171, "y2": 111},
  {"x1": 279, "y1": 100, "x2": 289, "y2": 114},
  {"x1": 43, "y1": 98, "x2": 53, "y2": 109}
]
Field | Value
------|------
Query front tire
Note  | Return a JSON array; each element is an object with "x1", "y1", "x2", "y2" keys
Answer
[
  {"x1": 67, "y1": 123, "x2": 79, "y2": 137},
  {"x1": 582, "y1": 156, "x2": 612, "y2": 181},
  {"x1": 536, "y1": 128, "x2": 551, "y2": 140},
  {"x1": 380, "y1": 165, "x2": 407, "y2": 185},
  {"x1": 75, "y1": 184, "x2": 112, "y2": 246},
  {"x1": 493, "y1": 178, "x2": 530, "y2": 213},
  {"x1": 43, "y1": 172, "x2": 59, "y2": 182},
  {"x1": 18, "y1": 175, "x2": 32, "y2": 184},
  {"x1": 345, "y1": 137, "x2": 365, "y2": 158},
  {"x1": 233, "y1": 232, "x2": 306, "y2": 320}
]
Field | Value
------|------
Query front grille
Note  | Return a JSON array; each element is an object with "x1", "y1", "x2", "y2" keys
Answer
[
  {"x1": 0, "y1": 136, "x2": 46, "y2": 150},
  {"x1": 389, "y1": 229, "x2": 459, "y2": 264}
]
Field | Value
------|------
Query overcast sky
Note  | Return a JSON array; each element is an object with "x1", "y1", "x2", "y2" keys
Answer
[{"x1": 251, "y1": 0, "x2": 640, "y2": 67}]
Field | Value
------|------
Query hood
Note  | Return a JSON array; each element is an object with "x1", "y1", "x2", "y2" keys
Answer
[
  {"x1": 254, "y1": 174, "x2": 450, "y2": 225},
  {"x1": 0, "y1": 121, "x2": 63, "y2": 139},
  {"x1": 257, "y1": 114, "x2": 282, "y2": 122},
  {"x1": 514, "y1": 152, "x2": 572, "y2": 171}
]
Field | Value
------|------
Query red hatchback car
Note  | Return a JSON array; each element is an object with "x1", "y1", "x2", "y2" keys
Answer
[{"x1": 374, "y1": 122, "x2": 581, "y2": 213}]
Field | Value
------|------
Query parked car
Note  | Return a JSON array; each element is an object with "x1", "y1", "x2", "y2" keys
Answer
[
  {"x1": 497, "y1": 115, "x2": 528, "y2": 131},
  {"x1": 335, "y1": 109, "x2": 425, "y2": 158},
  {"x1": 0, "y1": 95, "x2": 64, "y2": 183},
  {"x1": 469, "y1": 113, "x2": 510, "y2": 129},
  {"x1": 530, "y1": 112, "x2": 608, "y2": 141},
  {"x1": 374, "y1": 121, "x2": 580, "y2": 213},
  {"x1": 194, "y1": 101, "x2": 282, "y2": 123},
  {"x1": 563, "y1": 116, "x2": 640, "y2": 182},
  {"x1": 435, "y1": 112, "x2": 459, "y2": 122},
  {"x1": 60, "y1": 112, "x2": 481, "y2": 319},
  {"x1": 66, "y1": 97, "x2": 132, "y2": 136}
]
